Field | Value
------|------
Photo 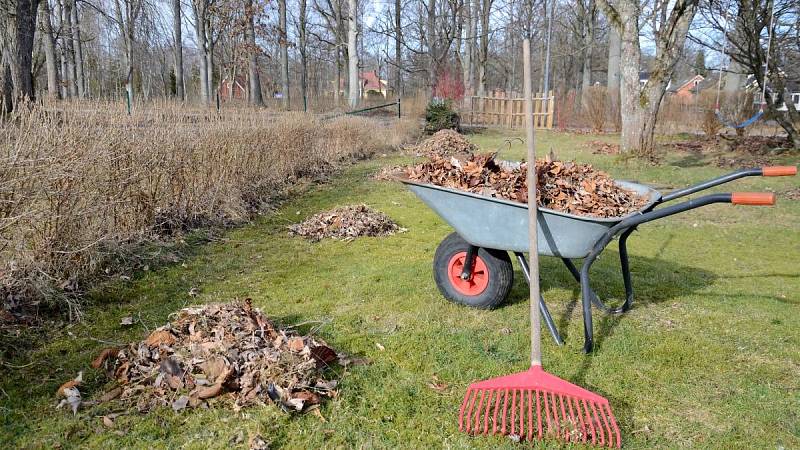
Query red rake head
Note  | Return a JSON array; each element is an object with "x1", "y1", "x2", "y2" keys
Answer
[{"x1": 458, "y1": 366, "x2": 621, "y2": 448}]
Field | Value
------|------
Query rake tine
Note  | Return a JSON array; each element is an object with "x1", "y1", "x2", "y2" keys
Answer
[
  {"x1": 590, "y1": 401, "x2": 605, "y2": 447},
  {"x1": 510, "y1": 389, "x2": 517, "y2": 436},
  {"x1": 518, "y1": 389, "x2": 525, "y2": 437},
  {"x1": 550, "y1": 393, "x2": 562, "y2": 439},
  {"x1": 568, "y1": 395, "x2": 586, "y2": 444},
  {"x1": 527, "y1": 390, "x2": 533, "y2": 441},
  {"x1": 542, "y1": 389, "x2": 552, "y2": 436},
  {"x1": 558, "y1": 395, "x2": 568, "y2": 442},
  {"x1": 597, "y1": 402, "x2": 613, "y2": 447},
  {"x1": 492, "y1": 391, "x2": 500, "y2": 434},
  {"x1": 501, "y1": 388, "x2": 509, "y2": 434},
  {"x1": 605, "y1": 402, "x2": 622, "y2": 448},
  {"x1": 536, "y1": 390, "x2": 542, "y2": 439},
  {"x1": 465, "y1": 389, "x2": 478, "y2": 433},
  {"x1": 581, "y1": 399, "x2": 597, "y2": 445},
  {"x1": 458, "y1": 388, "x2": 471, "y2": 432},
  {"x1": 474, "y1": 390, "x2": 485, "y2": 432},
  {"x1": 483, "y1": 391, "x2": 492, "y2": 434}
]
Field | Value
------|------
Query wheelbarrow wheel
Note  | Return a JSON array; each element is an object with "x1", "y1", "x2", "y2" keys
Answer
[{"x1": 433, "y1": 233, "x2": 513, "y2": 309}]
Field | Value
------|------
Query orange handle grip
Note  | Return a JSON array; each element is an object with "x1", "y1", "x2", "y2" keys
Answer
[
  {"x1": 731, "y1": 192, "x2": 776, "y2": 206},
  {"x1": 762, "y1": 166, "x2": 797, "y2": 176}
]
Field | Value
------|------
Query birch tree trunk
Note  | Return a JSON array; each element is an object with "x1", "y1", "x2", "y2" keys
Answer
[
  {"x1": 279, "y1": 0, "x2": 289, "y2": 109},
  {"x1": 246, "y1": 0, "x2": 263, "y2": 106},
  {"x1": 39, "y1": 0, "x2": 60, "y2": 99},
  {"x1": 606, "y1": 27, "x2": 620, "y2": 92},
  {"x1": 347, "y1": 0, "x2": 358, "y2": 107},
  {"x1": 172, "y1": 0, "x2": 184, "y2": 101}
]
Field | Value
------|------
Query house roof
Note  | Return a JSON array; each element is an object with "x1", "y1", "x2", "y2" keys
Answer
[
  {"x1": 668, "y1": 74, "x2": 705, "y2": 93},
  {"x1": 359, "y1": 71, "x2": 387, "y2": 91}
]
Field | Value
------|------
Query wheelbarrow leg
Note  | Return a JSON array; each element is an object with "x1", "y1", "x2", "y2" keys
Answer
[
  {"x1": 514, "y1": 252, "x2": 564, "y2": 345},
  {"x1": 560, "y1": 226, "x2": 636, "y2": 314}
]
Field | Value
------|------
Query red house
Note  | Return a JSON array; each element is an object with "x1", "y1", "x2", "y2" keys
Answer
[{"x1": 218, "y1": 75, "x2": 247, "y2": 101}]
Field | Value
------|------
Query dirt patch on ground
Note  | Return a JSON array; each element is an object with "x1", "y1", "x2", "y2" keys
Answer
[
  {"x1": 781, "y1": 188, "x2": 800, "y2": 201},
  {"x1": 584, "y1": 140, "x2": 620, "y2": 155},
  {"x1": 83, "y1": 300, "x2": 342, "y2": 415},
  {"x1": 403, "y1": 153, "x2": 648, "y2": 218},
  {"x1": 289, "y1": 205, "x2": 405, "y2": 242},
  {"x1": 409, "y1": 129, "x2": 477, "y2": 157},
  {"x1": 665, "y1": 135, "x2": 791, "y2": 168}
]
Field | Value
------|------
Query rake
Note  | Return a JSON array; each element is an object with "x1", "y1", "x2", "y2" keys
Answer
[{"x1": 457, "y1": 39, "x2": 621, "y2": 447}]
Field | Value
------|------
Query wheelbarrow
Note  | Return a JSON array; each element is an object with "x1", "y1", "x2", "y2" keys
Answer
[{"x1": 402, "y1": 165, "x2": 797, "y2": 352}]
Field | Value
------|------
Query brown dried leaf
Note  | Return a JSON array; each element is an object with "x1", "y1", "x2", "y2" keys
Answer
[{"x1": 145, "y1": 330, "x2": 176, "y2": 347}]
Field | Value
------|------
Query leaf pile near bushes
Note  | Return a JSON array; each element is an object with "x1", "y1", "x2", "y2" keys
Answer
[
  {"x1": 403, "y1": 153, "x2": 648, "y2": 218},
  {"x1": 0, "y1": 105, "x2": 418, "y2": 320},
  {"x1": 289, "y1": 205, "x2": 405, "y2": 242},
  {"x1": 88, "y1": 300, "x2": 341, "y2": 414},
  {"x1": 410, "y1": 129, "x2": 477, "y2": 157},
  {"x1": 424, "y1": 100, "x2": 460, "y2": 133}
]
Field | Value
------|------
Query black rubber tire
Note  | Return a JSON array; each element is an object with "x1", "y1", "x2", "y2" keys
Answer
[{"x1": 433, "y1": 232, "x2": 514, "y2": 309}]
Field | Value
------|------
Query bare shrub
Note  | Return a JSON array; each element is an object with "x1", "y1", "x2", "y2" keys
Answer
[
  {"x1": 583, "y1": 86, "x2": 607, "y2": 132},
  {"x1": 0, "y1": 103, "x2": 418, "y2": 318},
  {"x1": 556, "y1": 90, "x2": 577, "y2": 131}
]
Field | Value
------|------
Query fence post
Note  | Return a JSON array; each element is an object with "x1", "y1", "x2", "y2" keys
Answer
[
  {"x1": 506, "y1": 98, "x2": 513, "y2": 127},
  {"x1": 397, "y1": 97, "x2": 401, "y2": 118},
  {"x1": 547, "y1": 90, "x2": 554, "y2": 129}
]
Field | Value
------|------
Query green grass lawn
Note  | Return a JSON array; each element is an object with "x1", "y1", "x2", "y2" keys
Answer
[{"x1": 2, "y1": 130, "x2": 798, "y2": 449}]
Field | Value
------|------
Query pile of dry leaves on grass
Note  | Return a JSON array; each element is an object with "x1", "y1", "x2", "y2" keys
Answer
[
  {"x1": 68, "y1": 300, "x2": 343, "y2": 416},
  {"x1": 409, "y1": 129, "x2": 477, "y2": 157},
  {"x1": 289, "y1": 204, "x2": 405, "y2": 242},
  {"x1": 404, "y1": 153, "x2": 648, "y2": 218}
]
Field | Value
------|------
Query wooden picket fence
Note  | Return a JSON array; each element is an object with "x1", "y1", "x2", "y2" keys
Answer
[{"x1": 463, "y1": 92, "x2": 554, "y2": 129}]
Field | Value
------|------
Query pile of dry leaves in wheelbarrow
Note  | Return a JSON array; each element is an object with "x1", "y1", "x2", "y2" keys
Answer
[
  {"x1": 289, "y1": 204, "x2": 405, "y2": 242},
  {"x1": 403, "y1": 153, "x2": 648, "y2": 218},
  {"x1": 76, "y1": 300, "x2": 343, "y2": 415}
]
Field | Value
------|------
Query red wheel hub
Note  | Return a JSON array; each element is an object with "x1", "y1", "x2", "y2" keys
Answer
[{"x1": 447, "y1": 252, "x2": 489, "y2": 296}]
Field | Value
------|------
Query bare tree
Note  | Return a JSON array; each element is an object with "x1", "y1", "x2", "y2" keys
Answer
[
  {"x1": 112, "y1": 0, "x2": 143, "y2": 102},
  {"x1": 1, "y1": 0, "x2": 41, "y2": 104},
  {"x1": 394, "y1": 0, "x2": 401, "y2": 96},
  {"x1": 596, "y1": 0, "x2": 699, "y2": 156},
  {"x1": 172, "y1": 0, "x2": 184, "y2": 100},
  {"x1": 279, "y1": 0, "x2": 289, "y2": 108},
  {"x1": 347, "y1": 0, "x2": 358, "y2": 107},
  {"x1": 246, "y1": 0, "x2": 262, "y2": 105},
  {"x1": 39, "y1": 0, "x2": 60, "y2": 99},
  {"x1": 70, "y1": 0, "x2": 84, "y2": 97},
  {"x1": 298, "y1": 0, "x2": 308, "y2": 108}
]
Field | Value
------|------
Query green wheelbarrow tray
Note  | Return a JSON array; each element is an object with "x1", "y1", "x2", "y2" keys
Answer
[
  {"x1": 400, "y1": 165, "x2": 795, "y2": 352},
  {"x1": 402, "y1": 179, "x2": 660, "y2": 259}
]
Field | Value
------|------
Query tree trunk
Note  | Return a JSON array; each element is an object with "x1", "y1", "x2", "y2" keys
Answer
[
  {"x1": 477, "y1": 0, "x2": 490, "y2": 97},
  {"x1": 69, "y1": 0, "x2": 84, "y2": 97},
  {"x1": 191, "y1": 1, "x2": 209, "y2": 103},
  {"x1": 347, "y1": 0, "x2": 358, "y2": 107},
  {"x1": 1, "y1": 54, "x2": 14, "y2": 112},
  {"x1": 598, "y1": 0, "x2": 698, "y2": 156},
  {"x1": 425, "y1": 0, "x2": 436, "y2": 90},
  {"x1": 580, "y1": 0, "x2": 595, "y2": 108},
  {"x1": 298, "y1": 0, "x2": 307, "y2": 109},
  {"x1": 246, "y1": 0, "x2": 263, "y2": 106},
  {"x1": 63, "y1": 0, "x2": 77, "y2": 97},
  {"x1": 172, "y1": 0, "x2": 184, "y2": 101},
  {"x1": 279, "y1": 0, "x2": 290, "y2": 109},
  {"x1": 53, "y1": 0, "x2": 68, "y2": 98},
  {"x1": 39, "y1": 0, "x2": 60, "y2": 99},
  {"x1": 607, "y1": 27, "x2": 620, "y2": 92},
  {"x1": 394, "y1": 0, "x2": 402, "y2": 97},
  {"x1": 7, "y1": 0, "x2": 40, "y2": 103},
  {"x1": 461, "y1": 0, "x2": 471, "y2": 95}
]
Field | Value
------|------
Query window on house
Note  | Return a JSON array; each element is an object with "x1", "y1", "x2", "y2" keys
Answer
[{"x1": 793, "y1": 93, "x2": 800, "y2": 106}]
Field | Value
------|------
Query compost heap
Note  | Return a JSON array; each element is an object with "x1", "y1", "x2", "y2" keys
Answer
[
  {"x1": 404, "y1": 153, "x2": 648, "y2": 218},
  {"x1": 411, "y1": 129, "x2": 477, "y2": 157},
  {"x1": 90, "y1": 300, "x2": 339, "y2": 413},
  {"x1": 289, "y1": 204, "x2": 404, "y2": 242}
]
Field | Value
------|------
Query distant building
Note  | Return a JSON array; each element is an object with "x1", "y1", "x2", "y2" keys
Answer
[
  {"x1": 218, "y1": 75, "x2": 247, "y2": 101},
  {"x1": 337, "y1": 70, "x2": 390, "y2": 99},
  {"x1": 668, "y1": 74, "x2": 706, "y2": 101}
]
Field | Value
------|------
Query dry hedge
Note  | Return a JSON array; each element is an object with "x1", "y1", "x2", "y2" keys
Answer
[{"x1": 0, "y1": 104, "x2": 417, "y2": 318}]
